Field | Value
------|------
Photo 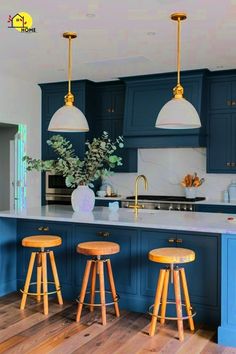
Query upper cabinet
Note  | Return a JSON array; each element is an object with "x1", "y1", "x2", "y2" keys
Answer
[
  {"x1": 122, "y1": 70, "x2": 208, "y2": 148},
  {"x1": 89, "y1": 82, "x2": 137, "y2": 172},
  {"x1": 207, "y1": 73, "x2": 236, "y2": 173}
]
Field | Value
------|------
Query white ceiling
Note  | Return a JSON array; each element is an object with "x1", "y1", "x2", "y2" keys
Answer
[{"x1": 1, "y1": 0, "x2": 236, "y2": 83}]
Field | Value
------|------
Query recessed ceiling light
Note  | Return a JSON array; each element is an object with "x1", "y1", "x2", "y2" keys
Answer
[
  {"x1": 86, "y1": 13, "x2": 96, "y2": 18},
  {"x1": 147, "y1": 31, "x2": 156, "y2": 36}
]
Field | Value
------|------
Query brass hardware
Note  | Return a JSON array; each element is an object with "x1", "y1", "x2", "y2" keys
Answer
[
  {"x1": 231, "y1": 162, "x2": 236, "y2": 167},
  {"x1": 227, "y1": 100, "x2": 232, "y2": 106},
  {"x1": 96, "y1": 231, "x2": 110, "y2": 237},
  {"x1": 171, "y1": 13, "x2": 187, "y2": 99},
  {"x1": 176, "y1": 238, "x2": 183, "y2": 243},
  {"x1": 38, "y1": 226, "x2": 49, "y2": 232},
  {"x1": 232, "y1": 100, "x2": 236, "y2": 106},
  {"x1": 61, "y1": 32, "x2": 77, "y2": 107},
  {"x1": 129, "y1": 175, "x2": 148, "y2": 214},
  {"x1": 111, "y1": 108, "x2": 115, "y2": 113},
  {"x1": 107, "y1": 108, "x2": 111, "y2": 113},
  {"x1": 168, "y1": 238, "x2": 175, "y2": 243},
  {"x1": 226, "y1": 162, "x2": 231, "y2": 167}
]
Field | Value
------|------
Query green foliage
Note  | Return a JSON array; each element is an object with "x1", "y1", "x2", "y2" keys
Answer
[{"x1": 23, "y1": 132, "x2": 124, "y2": 188}]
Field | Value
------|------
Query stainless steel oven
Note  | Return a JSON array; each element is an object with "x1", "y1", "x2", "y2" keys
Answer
[{"x1": 45, "y1": 172, "x2": 73, "y2": 204}]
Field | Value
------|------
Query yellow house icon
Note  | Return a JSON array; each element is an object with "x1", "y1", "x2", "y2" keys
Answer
[{"x1": 12, "y1": 13, "x2": 27, "y2": 29}]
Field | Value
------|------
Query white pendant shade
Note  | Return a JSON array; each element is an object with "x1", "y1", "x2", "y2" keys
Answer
[
  {"x1": 48, "y1": 105, "x2": 89, "y2": 132},
  {"x1": 155, "y1": 97, "x2": 201, "y2": 129}
]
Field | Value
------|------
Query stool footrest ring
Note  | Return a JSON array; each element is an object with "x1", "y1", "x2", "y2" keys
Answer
[
  {"x1": 148, "y1": 301, "x2": 196, "y2": 321},
  {"x1": 20, "y1": 281, "x2": 61, "y2": 296},
  {"x1": 76, "y1": 290, "x2": 120, "y2": 307}
]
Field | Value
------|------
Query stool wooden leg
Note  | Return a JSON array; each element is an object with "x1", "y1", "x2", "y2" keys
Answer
[
  {"x1": 106, "y1": 259, "x2": 120, "y2": 318},
  {"x1": 98, "y1": 260, "x2": 106, "y2": 325},
  {"x1": 76, "y1": 260, "x2": 92, "y2": 322},
  {"x1": 20, "y1": 252, "x2": 36, "y2": 310},
  {"x1": 149, "y1": 269, "x2": 166, "y2": 336},
  {"x1": 49, "y1": 251, "x2": 63, "y2": 305},
  {"x1": 42, "y1": 252, "x2": 48, "y2": 315},
  {"x1": 173, "y1": 269, "x2": 184, "y2": 341},
  {"x1": 180, "y1": 268, "x2": 195, "y2": 331},
  {"x1": 36, "y1": 253, "x2": 42, "y2": 303},
  {"x1": 90, "y1": 261, "x2": 97, "y2": 312},
  {"x1": 160, "y1": 269, "x2": 170, "y2": 325}
]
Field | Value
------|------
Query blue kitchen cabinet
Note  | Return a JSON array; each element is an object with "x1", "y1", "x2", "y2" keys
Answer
[
  {"x1": 92, "y1": 82, "x2": 137, "y2": 172},
  {"x1": 218, "y1": 233, "x2": 236, "y2": 347},
  {"x1": 0, "y1": 218, "x2": 17, "y2": 296},
  {"x1": 195, "y1": 204, "x2": 236, "y2": 213},
  {"x1": 17, "y1": 219, "x2": 73, "y2": 298},
  {"x1": 207, "y1": 73, "x2": 236, "y2": 173},
  {"x1": 72, "y1": 225, "x2": 139, "y2": 307},
  {"x1": 122, "y1": 70, "x2": 208, "y2": 148},
  {"x1": 140, "y1": 229, "x2": 220, "y2": 324}
]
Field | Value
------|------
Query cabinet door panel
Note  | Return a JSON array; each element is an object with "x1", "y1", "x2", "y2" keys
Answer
[
  {"x1": 73, "y1": 226, "x2": 138, "y2": 295},
  {"x1": 140, "y1": 230, "x2": 175, "y2": 299},
  {"x1": 207, "y1": 113, "x2": 232, "y2": 172},
  {"x1": 178, "y1": 233, "x2": 219, "y2": 307},
  {"x1": 231, "y1": 114, "x2": 236, "y2": 169},
  {"x1": 210, "y1": 80, "x2": 231, "y2": 111}
]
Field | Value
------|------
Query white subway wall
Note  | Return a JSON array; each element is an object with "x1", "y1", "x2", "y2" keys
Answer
[
  {"x1": 0, "y1": 74, "x2": 41, "y2": 208},
  {"x1": 108, "y1": 148, "x2": 236, "y2": 201}
]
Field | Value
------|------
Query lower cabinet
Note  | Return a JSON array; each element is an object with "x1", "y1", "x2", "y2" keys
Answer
[
  {"x1": 16, "y1": 220, "x2": 220, "y2": 325},
  {"x1": 140, "y1": 229, "x2": 220, "y2": 324},
  {"x1": 195, "y1": 204, "x2": 236, "y2": 214},
  {"x1": 17, "y1": 220, "x2": 73, "y2": 298}
]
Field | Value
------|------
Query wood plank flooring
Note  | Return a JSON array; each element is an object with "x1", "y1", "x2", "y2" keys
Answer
[{"x1": 0, "y1": 293, "x2": 234, "y2": 354}]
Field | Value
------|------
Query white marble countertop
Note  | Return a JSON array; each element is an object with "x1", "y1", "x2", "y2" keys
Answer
[{"x1": 1, "y1": 205, "x2": 236, "y2": 234}]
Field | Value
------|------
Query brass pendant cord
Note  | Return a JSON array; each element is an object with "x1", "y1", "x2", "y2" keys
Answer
[
  {"x1": 68, "y1": 35, "x2": 72, "y2": 95},
  {"x1": 177, "y1": 17, "x2": 181, "y2": 86}
]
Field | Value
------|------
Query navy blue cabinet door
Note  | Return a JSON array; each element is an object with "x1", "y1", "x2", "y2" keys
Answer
[
  {"x1": 17, "y1": 220, "x2": 73, "y2": 295},
  {"x1": 73, "y1": 225, "x2": 138, "y2": 297},
  {"x1": 93, "y1": 83, "x2": 137, "y2": 172},
  {"x1": 207, "y1": 113, "x2": 232, "y2": 172},
  {"x1": 209, "y1": 79, "x2": 231, "y2": 111}
]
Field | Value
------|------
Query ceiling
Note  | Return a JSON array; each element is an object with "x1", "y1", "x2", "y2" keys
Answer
[{"x1": 1, "y1": 0, "x2": 235, "y2": 83}]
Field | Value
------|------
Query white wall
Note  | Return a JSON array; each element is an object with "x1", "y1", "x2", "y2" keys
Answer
[
  {"x1": 107, "y1": 148, "x2": 236, "y2": 201},
  {"x1": 0, "y1": 74, "x2": 41, "y2": 208}
]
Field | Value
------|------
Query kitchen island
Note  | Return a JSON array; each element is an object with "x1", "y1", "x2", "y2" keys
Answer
[{"x1": 0, "y1": 205, "x2": 235, "y2": 347}]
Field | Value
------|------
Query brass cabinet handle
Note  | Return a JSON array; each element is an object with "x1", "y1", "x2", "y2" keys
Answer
[
  {"x1": 97, "y1": 231, "x2": 110, "y2": 237},
  {"x1": 168, "y1": 238, "x2": 175, "y2": 243},
  {"x1": 38, "y1": 226, "x2": 49, "y2": 232},
  {"x1": 232, "y1": 100, "x2": 236, "y2": 106},
  {"x1": 231, "y1": 162, "x2": 236, "y2": 167},
  {"x1": 176, "y1": 238, "x2": 183, "y2": 243},
  {"x1": 227, "y1": 100, "x2": 232, "y2": 106},
  {"x1": 106, "y1": 108, "x2": 111, "y2": 113},
  {"x1": 227, "y1": 162, "x2": 231, "y2": 167}
]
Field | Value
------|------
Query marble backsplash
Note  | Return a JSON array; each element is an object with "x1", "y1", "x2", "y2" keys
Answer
[{"x1": 106, "y1": 148, "x2": 236, "y2": 201}]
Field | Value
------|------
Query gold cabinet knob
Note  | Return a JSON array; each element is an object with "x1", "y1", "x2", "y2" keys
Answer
[
  {"x1": 226, "y1": 162, "x2": 231, "y2": 167},
  {"x1": 231, "y1": 162, "x2": 236, "y2": 167},
  {"x1": 232, "y1": 100, "x2": 236, "y2": 106},
  {"x1": 227, "y1": 100, "x2": 232, "y2": 106},
  {"x1": 176, "y1": 238, "x2": 183, "y2": 243},
  {"x1": 168, "y1": 238, "x2": 175, "y2": 243}
]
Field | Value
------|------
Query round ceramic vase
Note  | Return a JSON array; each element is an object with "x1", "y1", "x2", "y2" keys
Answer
[{"x1": 71, "y1": 185, "x2": 95, "y2": 212}]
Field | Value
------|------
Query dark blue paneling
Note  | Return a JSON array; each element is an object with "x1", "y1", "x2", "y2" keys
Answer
[
  {"x1": 122, "y1": 70, "x2": 208, "y2": 148},
  {"x1": 195, "y1": 204, "x2": 236, "y2": 214},
  {"x1": 0, "y1": 218, "x2": 17, "y2": 296}
]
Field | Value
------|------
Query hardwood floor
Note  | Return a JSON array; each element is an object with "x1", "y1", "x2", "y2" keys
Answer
[{"x1": 0, "y1": 293, "x2": 234, "y2": 354}]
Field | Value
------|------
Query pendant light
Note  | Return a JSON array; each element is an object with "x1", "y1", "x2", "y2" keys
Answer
[
  {"x1": 48, "y1": 32, "x2": 89, "y2": 132},
  {"x1": 155, "y1": 13, "x2": 201, "y2": 129}
]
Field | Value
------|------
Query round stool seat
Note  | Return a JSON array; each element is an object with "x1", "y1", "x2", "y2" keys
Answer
[
  {"x1": 77, "y1": 241, "x2": 120, "y2": 256},
  {"x1": 22, "y1": 235, "x2": 62, "y2": 248},
  {"x1": 149, "y1": 247, "x2": 195, "y2": 264}
]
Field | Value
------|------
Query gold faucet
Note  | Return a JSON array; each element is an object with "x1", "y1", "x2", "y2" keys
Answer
[{"x1": 129, "y1": 175, "x2": 148, "y2": 213}]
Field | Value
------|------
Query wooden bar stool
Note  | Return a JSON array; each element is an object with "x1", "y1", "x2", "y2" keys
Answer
[
  {"x1": 76, "y1": 241, "x2": 120, "y2": 325},
  {"x1": 20, "y1": 235, "x2": 63, "y2": 315},
  {"x1": 148, "y1": 247, "x2": 196, "y2": 341}
]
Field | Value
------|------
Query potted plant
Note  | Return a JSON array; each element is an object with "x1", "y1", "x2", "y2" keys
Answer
[{"x1": 24, "y1": 132, "x2": 124, "y2": 212}]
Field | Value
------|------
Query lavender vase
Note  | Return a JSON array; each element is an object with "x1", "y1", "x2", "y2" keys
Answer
[{"x1": 71, "y1": 185, "x2": 95, "y2": 212}]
